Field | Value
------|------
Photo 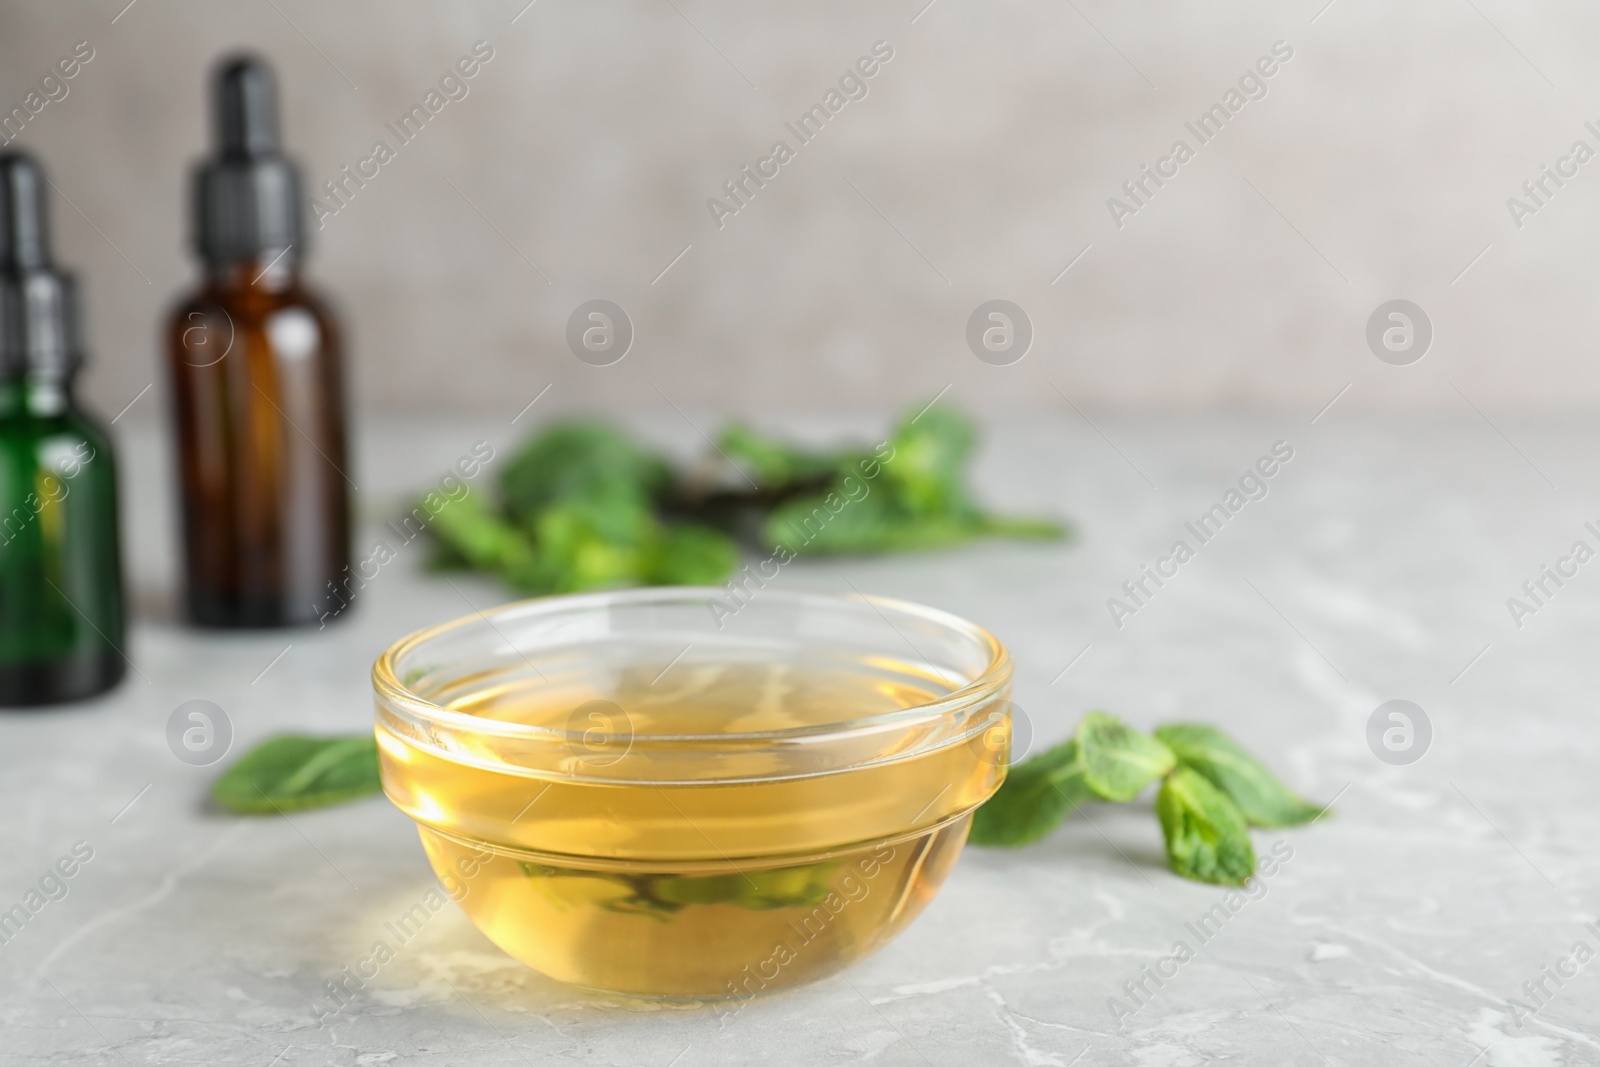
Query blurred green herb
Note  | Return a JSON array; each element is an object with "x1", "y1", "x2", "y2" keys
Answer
[
  {"x1": 211, "y1": 734, "x2": 382, "y2": 814},
  {"x1": 426, "y1": 421, "x2": 732, "y2": 594},
  {"x1": 970, "y1": 713, "x2": 1323, "y2": 886},
  {"x1": 423, "y1": 403, "x2": 1064, "y2": 594},
  {"x1": 722, "y1": 406, "x2": 1065, "y2": 556}
]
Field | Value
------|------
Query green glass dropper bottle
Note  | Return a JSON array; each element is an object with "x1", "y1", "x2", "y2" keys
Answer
[{"x1": 0, "y1": 151, "x2": 126, "y2": 706}]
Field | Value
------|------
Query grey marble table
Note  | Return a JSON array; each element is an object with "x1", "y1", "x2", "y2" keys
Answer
[{"x1": 4, "y1": 414, "x2": 1598, "y2": 1066}]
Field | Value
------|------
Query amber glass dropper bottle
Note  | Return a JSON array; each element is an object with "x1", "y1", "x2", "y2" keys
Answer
[
  {"x1": 167, "y1": 55, "x2": 350, "y2": 628},
  {"x1": 0, "y1": 152, "x2": 125, "y2": 705}
]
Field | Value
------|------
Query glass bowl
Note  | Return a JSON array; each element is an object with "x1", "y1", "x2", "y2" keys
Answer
[{"x1": 372, "y1": 587, "x2": 1012, "y2": 998}]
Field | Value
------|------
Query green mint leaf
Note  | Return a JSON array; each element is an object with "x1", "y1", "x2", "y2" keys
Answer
[
  {"x1": 652, "y1": 864, "x2": 835, "y2": 911},
  {"x1": 765, "y1": 491, "x2": 987, "y2": 556},
  {"x1": 885, "y1": 404, "x2": 977, "y2": 515},
  {"x1": 1156, "y1": 767, "x2": 1256, "y2": 886},
  {"x1": 423, "y1": 489, "x2": 537, "y2": 577},
  {"x1": 1154, "y1": 723, "x2": 1322, "y2": 827},
  {"x1": 527, "y1": 490, "x2": 659, "y2": 593},
  {"x1": 1077, "y1": 712, "x2": 1176, "y2": 803},
  {"x1": 213, "y1": 734, "x2": 382, "y2": 815},
  {"x1": 716, "y1": 424, "x2": 846, "y2": 489},
  {"x1": 500, "y1": 422, "x2": 671, "y2": 520},
  {"x1": 645, "y1": 523, "x2": 738, "y2": 585},
  {"x1": 969, "y1": 738, "x2": 1093, "y2": 847},
  {"x1": 518, "y1": 861, "x2": 835, "y2": 915}
]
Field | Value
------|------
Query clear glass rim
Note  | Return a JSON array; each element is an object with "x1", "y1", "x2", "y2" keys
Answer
[{"x1": 372, "y1": 586, "x2": 1011, "y2": 747}]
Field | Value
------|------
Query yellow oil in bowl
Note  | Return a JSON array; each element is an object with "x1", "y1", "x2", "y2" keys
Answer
[{"x1": 374, "y1": 590, "x2": 1011, "y2": 998}]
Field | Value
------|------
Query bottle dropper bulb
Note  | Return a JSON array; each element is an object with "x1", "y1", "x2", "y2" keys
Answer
[
  {"x1": 0, "y1": 153, "x2": 51, "y2": 272},
  {"x1": 216, "y1": 56, "x2": 280, "y2": 159}
]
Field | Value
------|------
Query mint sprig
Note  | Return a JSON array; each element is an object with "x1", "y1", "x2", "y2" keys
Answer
[
  {"x1": 970, "y1": 712, "x2": 1323, "y2": 887},
  {"x1": 1153, "y1": 723, "x2": 1322, "y2": 827},
  {"x1": 211, "y1": 734, "x2": 382, "y2": 814}
]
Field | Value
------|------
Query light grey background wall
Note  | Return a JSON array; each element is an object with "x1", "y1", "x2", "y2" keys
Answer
[{"x1": 2, "y1": 1, "x2": 1596, "y2": 422}]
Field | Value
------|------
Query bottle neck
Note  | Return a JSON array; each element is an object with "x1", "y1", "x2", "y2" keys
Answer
[
  {"x1": 0, "y1": 374, "x2": 74, "y2": 418},
  {"x1": 204, "y1": 247, "x2": 299, "y2": 293}
]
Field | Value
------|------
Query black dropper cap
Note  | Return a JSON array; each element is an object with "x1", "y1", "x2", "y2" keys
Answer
[
  {"x1": 0, "y1": 152, "x2": 82, "y2": 380},
  {"x1": 194, "y1": 55, "x2": 303, "y2": 266}
]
